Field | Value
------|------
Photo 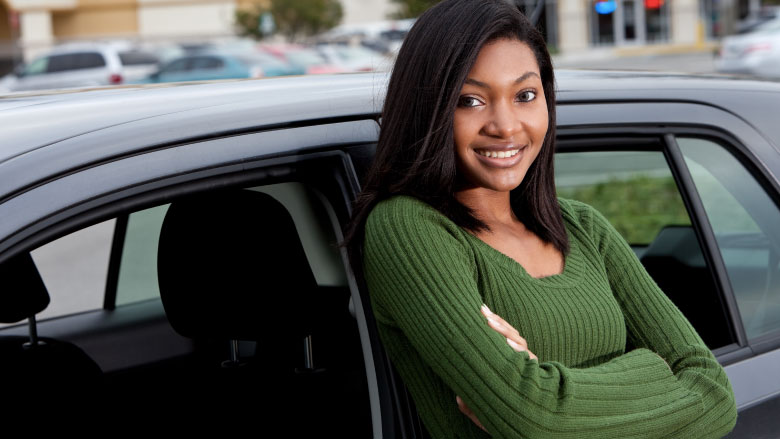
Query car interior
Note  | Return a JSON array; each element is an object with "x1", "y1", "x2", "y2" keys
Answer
[{"x1": 0, "y1": 164, "x2": 373, "y2": 432}]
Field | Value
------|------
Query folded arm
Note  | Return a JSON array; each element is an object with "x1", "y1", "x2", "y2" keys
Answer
[{"x1": 574, "y1": 200, "x2": 737, "y2": 438}]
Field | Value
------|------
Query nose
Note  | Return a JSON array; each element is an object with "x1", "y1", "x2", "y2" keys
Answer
[{"x1": 483, "y1": 101, "x2": 520, "y2": 139}]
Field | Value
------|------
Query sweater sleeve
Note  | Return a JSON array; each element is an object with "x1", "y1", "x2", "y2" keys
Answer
[
  {"x1": 363, "y1": 196, "x2": 736, "y2": 439},
  {"x1": 567, "y1": 199, "x2": 737, "y2": 438}
]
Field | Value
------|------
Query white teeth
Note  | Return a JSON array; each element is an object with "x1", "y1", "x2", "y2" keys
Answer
[{"x1": 477, "y1": 149, "x2": 520, "y2": 158}]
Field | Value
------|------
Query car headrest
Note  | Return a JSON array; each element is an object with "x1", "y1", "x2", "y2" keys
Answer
[
  {"x1": 157, "y1": 188, "x2": 319, "y2": 340},
  {"x1": 640, "y1": 225, "x2": 706, "y2": 267},
  {"x1": 0, "y1": 253, "x2": 50, "y2": 324}
]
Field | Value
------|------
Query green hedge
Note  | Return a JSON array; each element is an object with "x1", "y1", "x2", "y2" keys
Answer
[{"x1": 558, "y1": 175, "x2": 691, "y2": 245}]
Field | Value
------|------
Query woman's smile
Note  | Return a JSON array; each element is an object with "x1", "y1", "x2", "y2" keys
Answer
[{"x1": 473, "y1": 144, "x2": 526, "y2": 167}]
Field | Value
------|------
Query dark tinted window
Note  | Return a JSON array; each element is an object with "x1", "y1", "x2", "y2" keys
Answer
[
  {"x1": 77, "y1": 52, "x2": 107, "y2": 69},
  {"x1": 47, "y1": 52, "x2": 106, "y2": 73},
  {"x1": 161, "y1": 58, "x2": 190, "y2": 73},
  {"x1": 381, "y1": 29, "x2": 407, "y2": 41},
  {"x1": 119, "y1": 51, "x2": 159, "y2": 66},
  {"x1": 191, "y1": 56, "x2": 224, "y2": 70}
]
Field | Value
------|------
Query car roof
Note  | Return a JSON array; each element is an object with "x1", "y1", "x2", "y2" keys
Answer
[
  {"x1": 0, "y1": 73, "x2": 382, "y2": 163},
  {"x1": 1, "y1": 70, "x2": 779, "y2": 200}
]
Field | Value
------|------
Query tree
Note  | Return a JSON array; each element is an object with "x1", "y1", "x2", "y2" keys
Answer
[
  {"x1": 235, "y1": 0, "x2": 343, "y2": 42},
  {"x1": 390, "y1": 0, "x2": 440, "y2": 19},
  {"x1": 390, "y1": 0, "x2": 546, "y2": 24},
  {"x1": 235, "y1": 4, "x2": 266, "y2": 40}
]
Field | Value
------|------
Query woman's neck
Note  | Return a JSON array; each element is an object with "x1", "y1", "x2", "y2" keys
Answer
[{"x1": 455, "y1": 187, "x2": 517, "y2": 227}]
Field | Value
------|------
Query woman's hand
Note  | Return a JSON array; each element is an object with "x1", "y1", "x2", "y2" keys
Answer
[
  {"x1": 481, "y1": 304, "x2": 538, "y2": 360},
  {"x1": 456, "y1": 395, "x2": 488, "y2": 432},
  {"x1": 456, "y1": 305, "x2": 538, "y2": 432}
]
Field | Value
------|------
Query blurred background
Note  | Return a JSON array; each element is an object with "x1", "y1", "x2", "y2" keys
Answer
[{"x1": 1, "y1": 0, "x2": 779, "y2": 93}]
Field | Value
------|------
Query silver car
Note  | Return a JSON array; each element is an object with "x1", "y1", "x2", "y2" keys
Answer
[
  {"x1": 717, "y1": 18, "x2": 780, "y2": 78},
  {"x1": 0, "y1": 42, "x2": 159, "y2": 93}
]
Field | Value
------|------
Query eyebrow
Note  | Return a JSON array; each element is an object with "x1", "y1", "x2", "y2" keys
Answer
[{"x1": 464, "y1": 71, "x2": 540, "y2": 89}]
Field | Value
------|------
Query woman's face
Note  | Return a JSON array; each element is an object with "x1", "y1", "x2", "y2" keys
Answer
[{"x1": 453, "y1": 39, "x2": 549, "y2": 194}]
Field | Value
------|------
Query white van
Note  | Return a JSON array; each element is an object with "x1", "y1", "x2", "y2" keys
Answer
[{"x1": 1, "y1": 43, "x2": 159, "y2": 93}]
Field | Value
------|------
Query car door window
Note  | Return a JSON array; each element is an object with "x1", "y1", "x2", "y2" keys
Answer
[
  {"x1": 118, "y1": 51, "x2": 159, "y2": 66},
  {"x1": 191, "y1": 56, "x2": 224, "y2": 70},
  {"x1": 556, "y1": 150, "x2": 690, "y2": 248},
  {"x1": 161, "y1": 58, "x2": 189, "y2": 74},
  {"x1": 23, "y1": 56, "x2": 49, "y2": 76},
  {"x1": 47, "y1": 54, "x2": 78, "y2": 73},
  {"x1": 73, "y1": 52, "x2": 106, "y2": 70},
  {"x1": 0, "y1": 219, "x2": 113, "y2": 329},
  {"x1": 22, "y1": 220, "x2": 114, "y2": 321},
  {"x1": 555, "y1": 148, "x2": 733, "y2": 349},
  {"x1": 114, "y1": 182, "x2": 347, "y2": 306},
  {"x1": 115, "y1": 204, "x2": 168, "y2": 306},
  {"x1": 677, "y1": 137, "x2": 780, "y2": 340}
]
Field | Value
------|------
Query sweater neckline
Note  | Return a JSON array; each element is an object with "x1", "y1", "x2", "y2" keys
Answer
[{"x1": 462, "y1": 225, "x2": 583, "y2": 288}]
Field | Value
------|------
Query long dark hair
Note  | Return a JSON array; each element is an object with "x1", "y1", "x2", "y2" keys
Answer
[{"x1": 344, "y1": 0, "x2": 568, "y2": 276}]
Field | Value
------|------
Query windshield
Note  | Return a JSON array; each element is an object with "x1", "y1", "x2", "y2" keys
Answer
[{"x1": 753, "y1": 19, "x2": 780, "y2": 34}]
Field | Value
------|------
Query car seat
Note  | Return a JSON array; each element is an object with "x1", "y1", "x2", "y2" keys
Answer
[
  {"x1": 156, "y1": 188, "x2": 354, "y2": 431},
  {"x1": 0, "y1": 252, "x2": 102, "y2": 395}
]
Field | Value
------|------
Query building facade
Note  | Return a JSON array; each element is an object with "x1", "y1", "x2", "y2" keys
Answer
[
  {"x1": 534, "y1": 0, "x2": 764, "y2": 53},
  {"x1": 0, "y1": 0, "x2": 396, "y2": 74},
  {"x1": 0, "y1": 0, "x2": 770, "y2": 74}
]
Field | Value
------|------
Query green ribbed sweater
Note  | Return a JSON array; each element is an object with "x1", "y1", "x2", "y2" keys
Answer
[{"x1": 363, "y1": 195, "x2": 737, "y2": 438}]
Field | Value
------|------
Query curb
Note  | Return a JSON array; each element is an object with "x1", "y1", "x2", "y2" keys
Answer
[{"x1": 614, "y1": 42, "x2": 720, "y2": 57}]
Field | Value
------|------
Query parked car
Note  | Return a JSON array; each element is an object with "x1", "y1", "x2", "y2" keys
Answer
[
  {"x1": 736, "y1": 6, "x2": 780, "y2": 34},
  {"x1": 717, "y1": 18, "x2": 780, "y2": 78},
  {"x1": 316, "y1": 44, "x2": 391, "y2": 72},
  {"x1": 0, "y1": 42, "x2": 159, "y2": 93},
  {"x1": 0, "y1": 71, "x2": 779, "y2": 436},
  {"x1": 259, "y1": 44, "x2": 345, "y2": 75},
  {"x1": 321, "y1": 19, "x2": 415, "y2": 55},
  {"x1": 136, "y1": 52, "x2": 302, "y2": 84}
]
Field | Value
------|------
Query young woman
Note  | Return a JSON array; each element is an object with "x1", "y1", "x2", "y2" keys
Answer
[{"x1": 344, "y1": 0, "x2": 737, "y2": 437}]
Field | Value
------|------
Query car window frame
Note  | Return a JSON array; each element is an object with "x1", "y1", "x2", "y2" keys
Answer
[
  {"x1": 554, "y1": 96, "x2": 780, "y2": 361},
  {"x1": 667, "y1": 131, "x2": 780, "y2": 355},
  {"x1": 552, "y1": 121, "x2": 780, "y2": 427},
  {"x1": 555, "y1": 128, "x2": 749, "y2": 359}
]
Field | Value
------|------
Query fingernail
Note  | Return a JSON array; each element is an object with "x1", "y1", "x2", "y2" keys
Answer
[
  {"x1": 507, "y1": 338, "x2": 525, "y2": 351},
  {"x1": 481, "y1": 304, "x2": 492, "y2": 315},
  {"x1": 456, "y1": 395, "x2": 462, "y2": 404},
  {"x1": 487, "y1": 317, "x2": 501, "y2": 327}
]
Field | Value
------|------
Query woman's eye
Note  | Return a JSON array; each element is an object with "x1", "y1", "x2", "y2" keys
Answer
[
  {"x1": 517, "y1": 90, "x2": 536, "y2": 102},
  {"x1": 458, "y1": 96, "x2": 482, "y2": 108}
]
